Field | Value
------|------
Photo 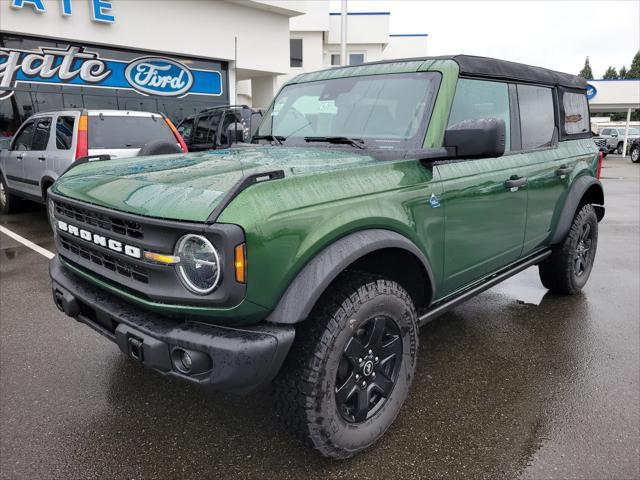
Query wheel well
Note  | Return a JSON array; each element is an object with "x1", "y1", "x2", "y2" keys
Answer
[
  {"x1": 345, "y1": 247, "x2": 431, "y2": 310},
  {"x1": 580, "y1": 183, "x2": 605, "y2": 221},
  {"x1": 41, "y1": 178, "x2": 54, "y2": 199}
]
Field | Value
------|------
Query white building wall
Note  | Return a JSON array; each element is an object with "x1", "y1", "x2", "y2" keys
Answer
[
  {"x1": 383, "y1": 35, "x2": 428, "y2": 60},
  {"x1": 326, "y1": 13, "x2": 390, "y2": 45},
  {"x1": 587, "y1": 80, "x2": 640, "y2": 112},
  {"x1": 289, "y1": 1, "x2": 330, "y2": 31}
]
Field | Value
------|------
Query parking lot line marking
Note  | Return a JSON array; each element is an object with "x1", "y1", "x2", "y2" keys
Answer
[{"x1": 0, "y1": 225, "x2": 54, "y2": 259}]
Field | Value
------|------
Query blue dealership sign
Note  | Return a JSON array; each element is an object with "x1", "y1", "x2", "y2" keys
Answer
[
  {"x1": 586, "y1": 84, "x2": 597, "y2": 100},
  {"x1": 0, "y1": 45, "x2": 223, "y2": 100}
]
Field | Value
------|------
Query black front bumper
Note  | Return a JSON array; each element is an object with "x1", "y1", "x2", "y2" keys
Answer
[{"x1": 50, "y1": 256, "x2": 295, "y2": 393}]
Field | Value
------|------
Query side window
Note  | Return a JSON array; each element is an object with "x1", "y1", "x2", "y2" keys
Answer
[
  {"x1": 193, "y1": 112, "x2": 221, "y2": 145},
  {"x1": 12, "y1": 121, "x2": 35, "y2": 151},
  {"x1": 601, "y1": 129, "x2": 610, "y2": 136},
  {"x1": 517, "y1": 85, "x2": 555, "y2": 150},
  {"x1": 177, "y1": 118, "x2": 194, "y2": 141},
  {"x1": 31, "y1": 118, "x2": 52, "y2": 151},
  {"x1": 448, "y1": 78, "x2": 511, "y2": 151},
  {"x1": 56, "y1": 116, "x2": 75, "y2": 150},
  {"x1": 561, "y1": 91, "x2": 589, "y2": 136},
  {"x1": 219, "y1": 111, "x2": 244, "y2": 145}
]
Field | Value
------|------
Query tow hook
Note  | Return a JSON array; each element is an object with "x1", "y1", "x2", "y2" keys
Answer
[{"x1": 127, "y1": 336, "x2": 144, "y2": 362}]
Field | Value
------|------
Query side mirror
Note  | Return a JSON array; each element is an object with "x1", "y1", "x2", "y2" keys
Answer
[
  {"x1": 444, "y1": 118, "x2": 506, "y2": 159},
  {"x1": 227, "y1": 123, "x2": 246, "y2": 145},
  {"x1": 611, "y1": 132, "x2": 618, "y2": 138}
]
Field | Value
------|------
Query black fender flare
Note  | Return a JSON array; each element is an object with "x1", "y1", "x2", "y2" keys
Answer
[
  {"x1": 41, "y1": 176, "x2": 56, "y2": 198},
  {"x1": 550, "y1": 176, "x2": 604, "y2": 245},
  {"x1": 266, "y1": 229, "x2": 435, "y2": 325}
]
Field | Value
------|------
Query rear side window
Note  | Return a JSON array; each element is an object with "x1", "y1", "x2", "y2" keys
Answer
[
  {"x1": 561, "y1": 91, "x2": 589, "y2": 136},
  {"x1": 517, "y1": 85, "x2": 555, "y2": 150},
  {"x1": 31, "y1": 117, "x2": 52, "y2": 151},
  {"x1": 448, "y1": 78, "x2": 511, "y2": 151},
  {"x1": 56, "y1": 116, "x2": 75, "y2": 150},
  {"x1": 88, "y1": 115, "x2": 175, "y2": 149}
]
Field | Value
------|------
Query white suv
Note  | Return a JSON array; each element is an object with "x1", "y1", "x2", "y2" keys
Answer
[
  {"x1": 0, "y1": 110, "x2": 186, "y2": 214},
  {"x1": 599, "y1": 127, "x2": 640, "y2": 154}
]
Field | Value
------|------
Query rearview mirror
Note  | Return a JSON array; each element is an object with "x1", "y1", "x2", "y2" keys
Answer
[{"x1": 444, "y1": 118, "x2": 506, "y2": 159}]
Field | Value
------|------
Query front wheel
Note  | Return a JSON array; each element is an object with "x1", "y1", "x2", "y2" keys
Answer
[
  {"x1": 631, "y1": 146, "x2": 640, "y2": 163},
  {"x1": 616, "y1": 142, "x2": 624, "y2": 155},
  {"x1": 274, "y1": 274, "x2": 418, "y2": 459},
  {"x1": 539, "y1": 203, "x2": 598, "y2": 294},
  {"x1": 0, "y1": 175, "x2": 18, "y2": 214}
]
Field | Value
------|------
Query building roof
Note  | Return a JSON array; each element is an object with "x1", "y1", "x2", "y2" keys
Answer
[{"x1": 289, "y1": 55, "x2": 588, "y2": 90}]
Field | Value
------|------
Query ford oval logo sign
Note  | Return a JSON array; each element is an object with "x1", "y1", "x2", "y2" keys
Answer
[
  {"x1": 124, "y1": 57, "x2": 194, "y2": 97},
  {"x1": 586, "y1": 84, "x2": 597, "y2": 100}
]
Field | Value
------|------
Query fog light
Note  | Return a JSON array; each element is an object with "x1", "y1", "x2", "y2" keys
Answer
[{"x1": 180, "y1": 350, "x2": 192, "y2": 372}]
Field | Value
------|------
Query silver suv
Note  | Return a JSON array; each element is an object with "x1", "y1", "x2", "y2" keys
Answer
[
  {"x1": 0, "y1": 110, "x2": 186, "y2": 214},
  {"x1": 599, "y1": 127, "x2": 640, "y2": 154}
]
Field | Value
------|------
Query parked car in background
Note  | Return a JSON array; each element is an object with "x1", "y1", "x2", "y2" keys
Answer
[
  {"x1": 176, "y1": 105, "x2": 262, "y2": 151},
  {"x1": 598, "y1": 127, "x2": 640, "y2": 154},
  {"x1": 629, "y1": 138, "x2": 640, "y2": 163},
  {"x1": 0, "y1": 110, "x2": 186, "y2": 214},
  {"x1": 0, "y1": 136, "x2": 12, "y2": 151},
  {"x1": 48, "y1": 55, "x2": 604, "y2": 458},
  {"x1": 593, "y1": 137, "x2": 608, "y2": 158}
]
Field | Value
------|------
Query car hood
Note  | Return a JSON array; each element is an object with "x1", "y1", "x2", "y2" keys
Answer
[{"x1": 52, "y1": 147, "x2": 378, "y2": 222}]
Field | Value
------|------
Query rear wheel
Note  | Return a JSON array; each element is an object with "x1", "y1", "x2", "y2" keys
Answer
[
  {"x1": 274, "y1": 273, "x2": 418, "y2": 459},
  {"x1": 539, "y1": 203, "x2": 598, "y2": 294},
  {"x1": 631, "y1": 146, "x2": 640, "y2": 163},
  {"x1": 0, "y1": 175, "x2": 18, "y2": 214}
]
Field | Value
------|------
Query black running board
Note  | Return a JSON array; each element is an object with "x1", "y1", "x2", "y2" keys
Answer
[{"x1": 418, "y1": 250, "x2": 551, "y2": 327}]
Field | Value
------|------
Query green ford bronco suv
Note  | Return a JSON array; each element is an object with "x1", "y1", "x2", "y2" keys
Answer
[{"x1": 48, "y1": 56, "x2": 604, "y2": 458}]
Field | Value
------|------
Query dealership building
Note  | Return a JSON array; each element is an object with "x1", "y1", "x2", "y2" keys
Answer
[{"x1": 0, "y1": 0, "x2": 428, "y2": 137}]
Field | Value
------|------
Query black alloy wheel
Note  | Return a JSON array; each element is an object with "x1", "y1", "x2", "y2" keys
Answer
[
  {"x1": 574, "y1": 222, "x2": 593, "y2": 277},
  {"x1": 335, "y1": 315, "x2": 403, "y2": 423}
]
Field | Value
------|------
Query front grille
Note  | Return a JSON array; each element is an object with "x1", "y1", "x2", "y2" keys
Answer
[
  {"x1": 60, "y1": 236, "x2": 149, "y2": 284},
  {"x1": 594, "y1": 138, "x2": 607, "y2": 148},
  {"x1": 54, "y1": 201, "x2": 143, "y2": 239}
]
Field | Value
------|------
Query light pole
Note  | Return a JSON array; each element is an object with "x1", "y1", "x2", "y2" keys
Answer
[{"x1": 340, "y1": 0, "x2": 347, "y2": 66}]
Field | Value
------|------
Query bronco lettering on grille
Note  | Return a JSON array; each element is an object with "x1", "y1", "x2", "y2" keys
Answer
[{"x1": 57, "y1": 220, "x2": 141, "y2": 259}]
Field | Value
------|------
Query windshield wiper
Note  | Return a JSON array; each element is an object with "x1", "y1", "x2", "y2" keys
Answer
[
  {"x1": 253, "y1": 135, "x2": 285, "y2": 146},
  {"x1": 304, "y1": 136, "x2": 365, "y2": 149}
]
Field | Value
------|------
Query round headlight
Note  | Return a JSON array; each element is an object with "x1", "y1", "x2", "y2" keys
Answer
[{"x1": 175, "y1": 234, "x2": 221, "y2": 295}]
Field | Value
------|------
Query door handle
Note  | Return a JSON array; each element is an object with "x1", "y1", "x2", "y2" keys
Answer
[
  {"x1": 16, "y1": 154, "x2": 24, "y2": 160},
  {"x1": 38, "y1": 156, "x2": 46, "y2": 161},
  {"x1": 504, "y1": 176, "x2": 527, "y2": 190},
  {"x1": 555, "y1": 165, "x2": 572, "y2": 177}
]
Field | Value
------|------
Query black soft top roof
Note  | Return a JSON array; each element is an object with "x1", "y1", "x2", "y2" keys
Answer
[{"x1": 450, "y1": 55, "x2": 587, "y2": 90}]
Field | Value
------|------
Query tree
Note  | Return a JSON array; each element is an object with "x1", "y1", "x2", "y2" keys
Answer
[
  {"x1": 603, "y1": 66, "x2": 618, "y2": 79},
  {"x1": 579, "y1": 56, "x2": 593, "y2": 79},
  {"x1": 620, "y1": 65, "x2": 628, "y2": 78},
  {"x1": 627, "y1": 50, "x2": 640, "y2": 78}
]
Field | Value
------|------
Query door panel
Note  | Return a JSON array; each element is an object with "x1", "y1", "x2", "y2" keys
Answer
[
  {"x1": 437, "y1": 157, "x2": 527, "y2": 295},
  {"x1": 3, "y1": 120, "x2": 35, "y2": 192},
  {"x1": 23, "y1": 117, "x2": 52, "y2": 197}
]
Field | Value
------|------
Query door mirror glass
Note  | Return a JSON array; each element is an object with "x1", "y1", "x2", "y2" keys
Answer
[{"x1": 444, "y1": 118, "x2": 506, "y2": 159}]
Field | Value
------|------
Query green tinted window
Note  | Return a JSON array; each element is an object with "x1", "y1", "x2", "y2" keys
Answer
[{"x1": 448, "y1": 79, "x2": 511, "y2": 151}]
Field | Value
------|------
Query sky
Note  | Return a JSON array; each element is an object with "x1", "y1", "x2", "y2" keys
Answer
[{"x1": 328, "y1": 0, "x2": 640, "y2": 78}]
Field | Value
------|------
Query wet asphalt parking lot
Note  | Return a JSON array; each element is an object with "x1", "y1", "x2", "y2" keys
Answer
[{"x1": 0, "y1": 155, "x2": 638, "y2": 480}]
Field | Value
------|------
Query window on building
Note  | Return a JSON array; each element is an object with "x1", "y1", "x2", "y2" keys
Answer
[
  {"x1": 290, "y1": 39, "x2": 303, "y2": 68},
  {"x1": 561, "y1": 91, "x2": 589, "y2": 136},
  {"x1": 56, "y1": 116, "x2": 75, "y2": 150},
  {"x1": 349, "y1": 54, "x2": 365, "y2": 66},
  {"x1": 518, "y1": 84, "x2": 555, "y2": 149},
  {"x1": 448, "y1": 78, "x2": 511, "y2": 151},
  {"x1": 331, "y1": 54, "x2": 341, "y2": 66},
  {"x1": 31, "y1": 118, "x2": 51, "y2": 151}
]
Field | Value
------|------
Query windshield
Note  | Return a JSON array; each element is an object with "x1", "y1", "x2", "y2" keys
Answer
[{"x1": 257, "y1": 72, "x2": 440, "y2": 149}]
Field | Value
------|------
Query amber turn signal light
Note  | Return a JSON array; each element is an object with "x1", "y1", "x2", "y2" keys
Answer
[{"x1": 235, "y1": 243, "x2": 246, "y2": 283}]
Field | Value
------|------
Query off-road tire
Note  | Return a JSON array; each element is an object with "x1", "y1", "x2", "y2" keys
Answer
[
  {"x1": 539, "y1": 203, "x2": 598, "y2": 294},
  {"x1": 273, "y1": 273, "x2": 419, "y2": 459},
  {"x1": 631, "y1": 146, "x2": 640, "y2": 163},
  {"x1": 0, "y1": 174, "x2": 17, "y2": 214}
]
